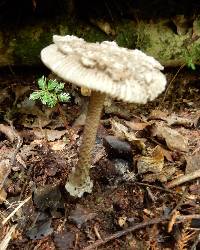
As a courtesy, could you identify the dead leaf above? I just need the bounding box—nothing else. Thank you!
[68,205,97,228]
[0,124,16,142]
[143,165,176,183]
[185,150,200,174]
[33,128,66,141]
[26,218,53,240]
[49,141,67,151]
[54,230,75,250]
[110,119,146,151]
[148,110,168,120]
[0,159,11,189]
[151,125,188,152]
[12,85,30,103]
[166,114,194,127]
[0,188,7,204]
[159,147,174,162]
[125,120,149,131]
[17,142,39,161]
[137,146,164,174]
[124,131,146,151]
[110,119,128,139]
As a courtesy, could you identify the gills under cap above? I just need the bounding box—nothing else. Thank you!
[41,35,166,104]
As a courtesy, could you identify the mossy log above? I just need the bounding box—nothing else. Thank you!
[1,17,200,68]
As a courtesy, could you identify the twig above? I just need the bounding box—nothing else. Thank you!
[0,224,17,250]
[177,214,200,222]
[1,196,31,226]
[168,188,188,232]
[82,214,200,250]
[168,211,180,233]
[19,165,33,201]
[82,216,169,250]
[175,221,196,250]
[190,232,200,250]
[160,64,185,106]
[93,224,102,240]
[166,169,200,188]
[134,181,180,195]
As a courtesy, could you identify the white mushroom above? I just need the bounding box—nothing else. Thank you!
[41,35,167,197]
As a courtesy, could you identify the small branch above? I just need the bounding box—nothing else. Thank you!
[1,196,31,226]
[160,64,185,106]
[191,232,200,250]
[168,188,188,232]
[134,181,179,195]
[166,169,200,188]
[0,224,17,250]
[82,216,169,250]
[82,214,200,250]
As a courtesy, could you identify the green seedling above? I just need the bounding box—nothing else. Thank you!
[30,76,70,108]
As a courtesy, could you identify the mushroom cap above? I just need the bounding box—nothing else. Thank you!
[41,35,166,104]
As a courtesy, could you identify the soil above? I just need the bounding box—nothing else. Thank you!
[0,66,200,249]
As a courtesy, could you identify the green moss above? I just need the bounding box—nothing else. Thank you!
[1,16,200,67]
[13,23,55,65]
[69,20,109,42]
[115,20,137,48]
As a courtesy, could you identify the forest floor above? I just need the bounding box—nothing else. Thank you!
[0,66,200,249]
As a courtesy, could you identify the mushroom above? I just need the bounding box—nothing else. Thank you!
[41,35,167,197]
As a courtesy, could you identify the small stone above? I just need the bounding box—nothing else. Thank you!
[103,136,132,160]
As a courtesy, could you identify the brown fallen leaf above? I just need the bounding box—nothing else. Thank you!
[110,119,146,151]
[185,150,200,174]
[148,110,168,121]
[33,128,66,141]
[159,147,174,162]
[110,119,128,139]
[68,205,97,229]
[143,165,176,183]
[12,85,30,103]
[151,125,188,152]
[125,120,149,131]
[137,146,164,174]
[166,114,194,127]
[0,188,7,204]
[49,141,67,151]
[0,124,16,143]
[0,159,11,204]
[54,230,75,250]
[124,132,146,151]
[0,159,11,189]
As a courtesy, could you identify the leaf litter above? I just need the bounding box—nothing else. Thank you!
[0,68,200,249]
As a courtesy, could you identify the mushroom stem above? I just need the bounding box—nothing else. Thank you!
[65,90,106,197]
